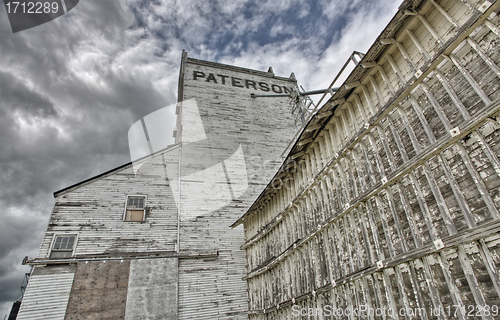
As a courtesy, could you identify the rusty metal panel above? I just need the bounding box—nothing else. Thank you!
[64,260,130,320]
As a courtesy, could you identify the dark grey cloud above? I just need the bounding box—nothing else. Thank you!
[0,0,400,316]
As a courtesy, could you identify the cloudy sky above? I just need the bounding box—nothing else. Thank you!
[0,0,401,316]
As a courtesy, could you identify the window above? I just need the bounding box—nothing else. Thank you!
[50,235,76,258]
[124,196,146,221]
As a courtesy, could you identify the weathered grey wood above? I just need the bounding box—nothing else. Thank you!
[240,2,500,316]
[484,19,500,38]
[366,132,387,178]
[406,29,431,61]
[437,153,477,228]
[387,53,406,85]
[377,65,396,95]
[397,104,422,153]
[360,83,377,115]
[422,162,458,235]
[382,269,401,320]
[365,200,386,261]
[387,116,409,161]
[418,257,447,320]
[395,41,419,73]
[472,130,500,178]
[466,37,500,78]
[394,265,412,320]
[409,94,437,143]
[395,181,423,247]
[376,125,397,171]
[420,82,453,130]
[358,140,378,186]
[456,245,493,320]
[406,261,430,320]
[369,74,386,105]
[477,239,500,300]
[409,171,441,241]
[385,187,409,252]
[436,251,466,320]
[430,0,459,28]
[447,54,492,105]
[455,141,500,219]
[417,14,444,43]
[434,69,471,120]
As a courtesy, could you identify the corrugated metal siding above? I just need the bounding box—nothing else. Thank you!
[16,273,75,320]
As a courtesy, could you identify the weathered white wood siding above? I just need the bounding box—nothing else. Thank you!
[240,0,500,318]
[177,58,301,319]
[37,146,180,258]
[17,266,75,320]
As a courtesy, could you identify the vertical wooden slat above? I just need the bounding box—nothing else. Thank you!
[385,187,409,252]
[376,125,397,171]
[409,171,441,241]
[429,0,459,28]
[484,19,500,38]
[360,84,377,116]
[447,54,492,105]
[472,131,500,179]
[358,140,378,186]
[395,181,423,247]
[366,132,388,178]
[466,37,500,78]
[365,200,386,261]
[382,269,401,320]
[422,162,458,235]
[455,142,500,219]
[417,14,444,43]
[456,245,494,320]
[418,257,447,320]
[375,194,397,257]
[395,41,419,73]
[406,29,431,61]
[409,94,437,143]
[433,69,471,120]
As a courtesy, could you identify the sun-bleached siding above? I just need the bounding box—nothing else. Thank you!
[37,146,180,259]
[177,57,301,320]
[238,0,500,318]
[17,266,75,320]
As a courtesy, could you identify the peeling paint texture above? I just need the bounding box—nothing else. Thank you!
[237,0,500,318]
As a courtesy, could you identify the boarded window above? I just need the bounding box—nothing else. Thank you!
[125,196,146,221]
[50,235,76,258]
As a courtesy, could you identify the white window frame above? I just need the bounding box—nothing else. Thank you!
[123,195,147,222]
[48,233,78,259]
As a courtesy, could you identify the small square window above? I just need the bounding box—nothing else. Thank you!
[50,235,76,258]
[124,196,146,221]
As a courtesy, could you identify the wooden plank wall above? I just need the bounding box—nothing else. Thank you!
[177,59,301,319]
[16,265,76,320]
[37,147,180,258]
[243,0,500,318]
